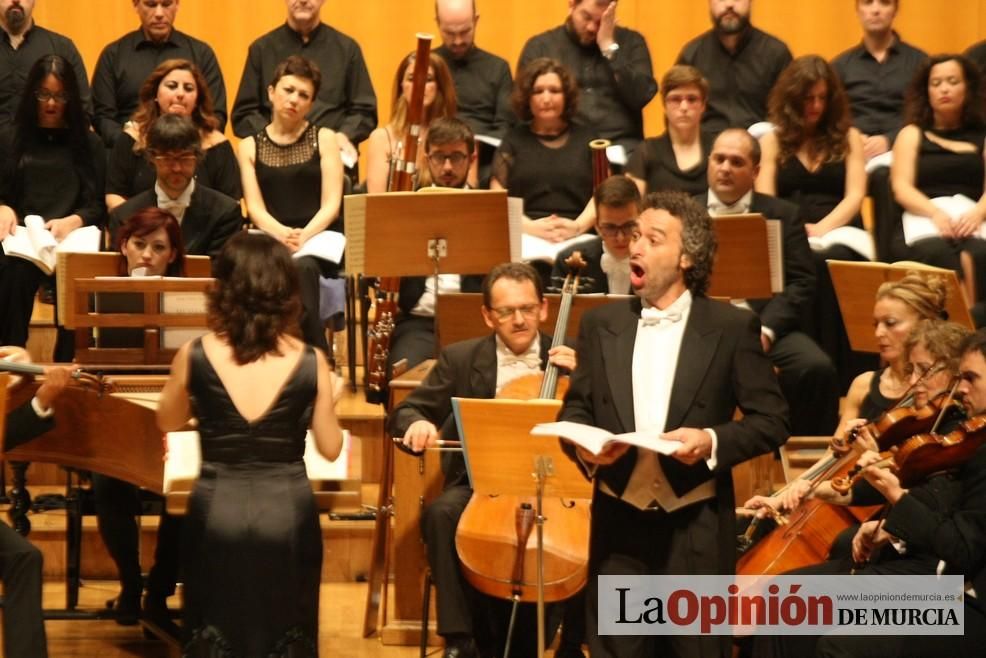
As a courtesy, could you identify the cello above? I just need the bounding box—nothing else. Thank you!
[453,253,591,656]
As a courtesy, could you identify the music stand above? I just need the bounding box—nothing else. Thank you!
[828,260,974,353]
[708,214,780,299]
[453,397,593,658]
[349,190,513,639]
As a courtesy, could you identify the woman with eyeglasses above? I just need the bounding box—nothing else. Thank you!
[0,54,105,348]
[105,58,240,211]
[626,65,714,198]
[237,55,344,355]
[744,273,954,515]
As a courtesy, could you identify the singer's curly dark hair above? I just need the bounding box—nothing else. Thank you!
[206,232,301,364]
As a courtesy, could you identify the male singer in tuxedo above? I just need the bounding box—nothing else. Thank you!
[1,359,75,658]
[559,190,789,658]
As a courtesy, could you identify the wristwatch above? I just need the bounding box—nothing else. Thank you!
[602,42,620,60]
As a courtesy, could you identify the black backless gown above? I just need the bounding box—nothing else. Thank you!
[182,339,322,657]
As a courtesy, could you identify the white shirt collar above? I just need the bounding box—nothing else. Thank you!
[155,179,195,223]
[707,188,753,216]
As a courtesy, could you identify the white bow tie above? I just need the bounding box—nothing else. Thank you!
[641,307,682,326]
[501,352,541,368]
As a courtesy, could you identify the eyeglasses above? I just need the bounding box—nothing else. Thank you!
[35,90,69,104]
[665,93,704,106]
[150,152,198,167]
[904,360,947,380]
[427,152,469,167]
[597,221,638,238]
[489,304,540,321]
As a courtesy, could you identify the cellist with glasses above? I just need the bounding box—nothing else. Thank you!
[389,262,578,658]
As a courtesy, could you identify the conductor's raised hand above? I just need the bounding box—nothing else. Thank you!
[663,427,713,465]
[402,419,439,454]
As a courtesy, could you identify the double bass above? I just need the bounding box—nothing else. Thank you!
[453,253,591,655]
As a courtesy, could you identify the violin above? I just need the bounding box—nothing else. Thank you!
[454,253,591,606]
[831,414,986,495]
[846,388,963,453]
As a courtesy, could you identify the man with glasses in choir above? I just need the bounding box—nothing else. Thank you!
[109,113,241,261]
[552,175,640,294]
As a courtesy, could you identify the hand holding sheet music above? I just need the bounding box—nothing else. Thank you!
[531,420,681,456]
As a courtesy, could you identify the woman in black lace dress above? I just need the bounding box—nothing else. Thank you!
[158,231,343,656]
[238,56,344,354]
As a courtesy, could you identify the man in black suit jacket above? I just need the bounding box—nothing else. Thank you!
[389,262,576,658]
[1,359,75,658]
[108,114,241,263]
[560,191,789,658]
[552,175,640,295]
[697,128,839,437]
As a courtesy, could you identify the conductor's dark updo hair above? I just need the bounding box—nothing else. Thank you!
[206,232,301,364]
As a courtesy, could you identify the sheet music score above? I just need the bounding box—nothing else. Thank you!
[163,429,352,493]
[765,219,784,294]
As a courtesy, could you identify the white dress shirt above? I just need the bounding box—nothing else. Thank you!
[411,275,462,317]
[600,244,631,294]
[606,290,718,511]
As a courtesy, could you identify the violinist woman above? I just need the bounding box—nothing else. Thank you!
[745,272,950,514]
[365,51,463,192]
[747,318,970,514]
[106,59,239,211]
[158,232,344,655]
[753,325,986,658]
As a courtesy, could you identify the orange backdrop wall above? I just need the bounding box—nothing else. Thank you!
[32,0,986,141]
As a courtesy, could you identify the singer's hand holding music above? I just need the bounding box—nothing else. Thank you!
[664,427,712,465]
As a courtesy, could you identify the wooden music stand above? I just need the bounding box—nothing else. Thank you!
[708,214,778,299]
[828,260,974,353]
[344,190,512,279]
[350,191,513,640]
[58,252,212,365]
[453,397,592,658]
